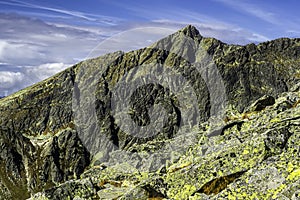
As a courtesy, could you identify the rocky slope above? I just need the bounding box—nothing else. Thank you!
[0,25,300,199]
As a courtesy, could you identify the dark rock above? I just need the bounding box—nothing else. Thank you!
[247,95,276,112]
[196,171,245,195]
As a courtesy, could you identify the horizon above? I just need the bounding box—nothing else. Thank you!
[0,0,300,96]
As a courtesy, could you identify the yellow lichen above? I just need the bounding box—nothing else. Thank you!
[243,149,250,155]
[287,169,300,181]
[270,117,281,123]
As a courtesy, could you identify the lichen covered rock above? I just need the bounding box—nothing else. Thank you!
[0,25,299,199]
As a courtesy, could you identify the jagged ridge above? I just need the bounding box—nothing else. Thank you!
[0,25,300,199]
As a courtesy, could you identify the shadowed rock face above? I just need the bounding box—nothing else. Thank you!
[0,25,300,199]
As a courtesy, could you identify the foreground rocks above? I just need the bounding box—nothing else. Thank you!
[0,25,299,199]
[29,90,300,199]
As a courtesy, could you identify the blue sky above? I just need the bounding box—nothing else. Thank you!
[0,0,299,96]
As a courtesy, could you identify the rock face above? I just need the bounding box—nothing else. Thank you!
[0,25,300,199]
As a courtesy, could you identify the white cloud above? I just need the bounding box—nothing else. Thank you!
[0,71,24,89]
[0,63,70,96]
[0,40,44,65]
[24,62,70,81]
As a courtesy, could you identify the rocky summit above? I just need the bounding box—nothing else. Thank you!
[0,25,300,199]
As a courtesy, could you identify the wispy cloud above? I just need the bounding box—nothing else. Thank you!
[214,0,278,25]
[0,13,108,64]
[113,2,234,30]
[109,1,271,44]
[214,0,300,37]
[0,0,122,25]
[0,0,92,20]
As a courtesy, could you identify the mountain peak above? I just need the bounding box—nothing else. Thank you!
[179,25,202,39]
[1,25,300,199]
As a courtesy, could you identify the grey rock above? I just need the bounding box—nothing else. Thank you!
[0,25,299,199]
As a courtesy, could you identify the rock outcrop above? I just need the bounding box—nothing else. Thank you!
[0,25,300,199]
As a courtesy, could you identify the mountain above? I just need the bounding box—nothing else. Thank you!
[0,25,300,199]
